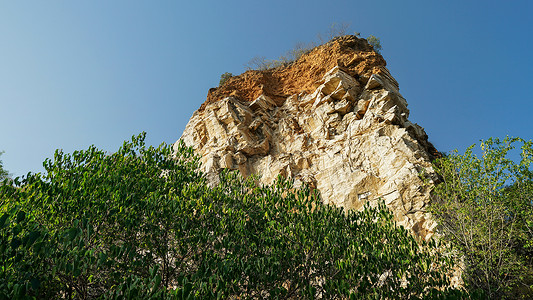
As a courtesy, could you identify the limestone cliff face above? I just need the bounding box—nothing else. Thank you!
[176,36,440,240]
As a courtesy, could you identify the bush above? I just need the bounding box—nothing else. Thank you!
[219,72,233,86]
[430,137,533,299]
[367,35,382,54]
[1,133,464,299]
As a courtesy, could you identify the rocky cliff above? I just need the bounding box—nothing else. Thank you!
[176,35,440,240]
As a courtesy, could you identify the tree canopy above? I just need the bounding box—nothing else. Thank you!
[430,136,533,299]
[1,133,463,299]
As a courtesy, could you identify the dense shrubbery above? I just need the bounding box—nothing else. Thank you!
[1,133,463,299]
[430,137,533,299]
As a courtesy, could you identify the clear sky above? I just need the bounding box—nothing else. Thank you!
[1,1,532,177]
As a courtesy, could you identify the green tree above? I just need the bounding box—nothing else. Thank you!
[430,137,533,299]
[1,133,464,299]
[0,151,9,182]
[367,35,382,54]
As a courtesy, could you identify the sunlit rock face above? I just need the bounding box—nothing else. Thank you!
[176,35,440,240]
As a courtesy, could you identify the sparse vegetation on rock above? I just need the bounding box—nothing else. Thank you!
[244,22,359,71]
[367,35,382,54]
[244,41,315,71]
[219,72,233,86]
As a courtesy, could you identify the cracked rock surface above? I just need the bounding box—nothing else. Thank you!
[176,36,440,240]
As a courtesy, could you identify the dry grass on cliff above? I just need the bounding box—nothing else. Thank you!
[203,35,386,110]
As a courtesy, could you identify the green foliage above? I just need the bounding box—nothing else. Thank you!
[0,151,9,182]
[1,133,463,299]
[367,35,382,54]
[219,72,233,86]
[430,136,533,299]
[1,133,201,299]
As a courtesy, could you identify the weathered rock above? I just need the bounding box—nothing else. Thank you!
[176,35,440,240]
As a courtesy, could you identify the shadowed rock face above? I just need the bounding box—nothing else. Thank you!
[177,35,440,240]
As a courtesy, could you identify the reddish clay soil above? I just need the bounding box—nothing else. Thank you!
[201,35,387,110]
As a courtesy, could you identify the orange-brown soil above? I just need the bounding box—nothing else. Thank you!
[201,35,387,110]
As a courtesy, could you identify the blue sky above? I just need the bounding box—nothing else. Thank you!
[1,1,532,177]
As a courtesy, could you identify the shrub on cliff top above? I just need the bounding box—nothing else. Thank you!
[1,133,464,299]
[367,35,382,54]
[219,72,233,86]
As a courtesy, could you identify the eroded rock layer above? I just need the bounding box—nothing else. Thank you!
[177,36,440,240]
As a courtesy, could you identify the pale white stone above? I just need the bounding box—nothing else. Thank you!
[250,94,276,111]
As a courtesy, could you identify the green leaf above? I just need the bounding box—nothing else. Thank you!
[15,211,25,223]
[24,230,41,248]
[0,213,8,228]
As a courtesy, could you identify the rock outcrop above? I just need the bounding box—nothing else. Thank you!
[176,35,440,240]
